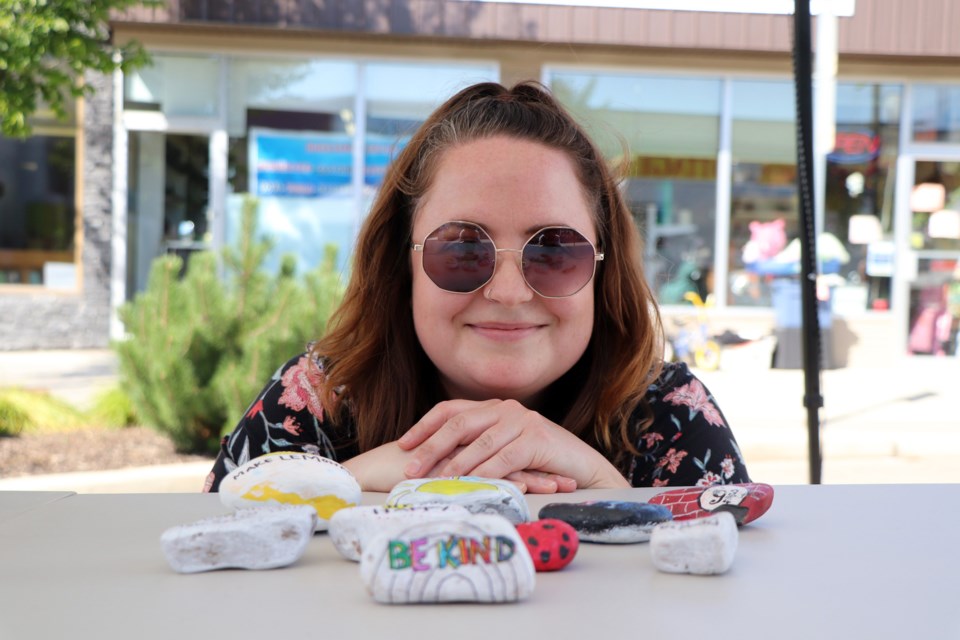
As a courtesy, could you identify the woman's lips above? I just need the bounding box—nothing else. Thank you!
[467,322,544,341]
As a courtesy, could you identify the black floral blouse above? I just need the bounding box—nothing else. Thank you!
[203,353,751,492]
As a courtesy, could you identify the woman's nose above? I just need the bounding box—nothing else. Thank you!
[482,249,534,305]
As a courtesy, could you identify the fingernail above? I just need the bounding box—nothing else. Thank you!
[404,461,421,477]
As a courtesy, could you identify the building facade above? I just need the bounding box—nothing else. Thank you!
[3,0,959,365]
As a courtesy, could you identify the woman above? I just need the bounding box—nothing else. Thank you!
[204,81,750,494]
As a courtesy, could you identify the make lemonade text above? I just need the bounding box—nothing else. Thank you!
[388,535,517,571]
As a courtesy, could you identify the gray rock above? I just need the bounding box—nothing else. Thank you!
[160,505,316,573]
[329,504,470,562]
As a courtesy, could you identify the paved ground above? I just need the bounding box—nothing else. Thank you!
[0,346,957,492]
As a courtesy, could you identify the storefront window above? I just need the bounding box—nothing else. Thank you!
[826,82,900,314]
[549,71,721,305]
[0,128,77,288]
[125,54,219,117]
[728,79,797,308]
[912,84,960,143]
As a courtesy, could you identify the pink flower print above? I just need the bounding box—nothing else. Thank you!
[641,431,664,450]
[202,471,215,493]
[652,478,670,488]
[696,471,722,487]
[720,455,735,479]
[663,379,726,427]
[282,416,302,436]
[278,356,326,420]
[245,398,264,419]
[657,448,688,474]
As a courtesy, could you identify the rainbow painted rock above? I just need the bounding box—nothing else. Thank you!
[385,476,530,524]
[516,519,579,571]
[360,513,536,604]
[538,500,672,543]
[219,452,361,531]
[329,504,470,562]
[648,482,774,525]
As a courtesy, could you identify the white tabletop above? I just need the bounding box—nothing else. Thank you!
[0,485,956,640]
[0,490,74,523]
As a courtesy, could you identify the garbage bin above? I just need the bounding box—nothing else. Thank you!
[771,277,835,369]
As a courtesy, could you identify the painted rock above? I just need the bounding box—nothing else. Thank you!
[160,505,316,573]
[219,452,361,531]
[360,513,535,604]
[385,476,530,525]
[328,504,470,562]
[538,500,672,543]
[648,482,774,525]
[650,511,738,575]
[516,519,579,571]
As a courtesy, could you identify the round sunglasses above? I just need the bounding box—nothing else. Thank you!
[411,221,604,298]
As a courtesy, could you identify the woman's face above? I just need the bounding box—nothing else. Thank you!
[411,135,598,407]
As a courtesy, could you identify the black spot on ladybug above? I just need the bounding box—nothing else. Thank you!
[559,546,570,559]
[543,523,555,530]
[540,551,551,563]
[527,536,539,546]
[562,532,570,542]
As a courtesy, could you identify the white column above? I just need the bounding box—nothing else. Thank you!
[110,63,129,341]
[713,77,733,308]
[209,57,229,256]
[813,11,838,245]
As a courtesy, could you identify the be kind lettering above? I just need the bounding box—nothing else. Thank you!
[388,535,516,571]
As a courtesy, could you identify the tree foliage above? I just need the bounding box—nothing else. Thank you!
[0,0,161,137]
[114,197,345,454]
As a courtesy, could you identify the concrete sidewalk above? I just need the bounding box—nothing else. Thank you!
[0,347,957,491]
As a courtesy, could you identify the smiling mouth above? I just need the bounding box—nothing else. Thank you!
[467,323,545,340]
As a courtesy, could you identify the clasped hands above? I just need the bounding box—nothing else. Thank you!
[344,399,629,493]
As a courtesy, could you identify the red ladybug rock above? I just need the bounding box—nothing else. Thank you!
[516,519,579,572]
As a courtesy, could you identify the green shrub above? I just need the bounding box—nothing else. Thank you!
[0,398,30,437]
[115,196,344,454]
[88,387,139,429]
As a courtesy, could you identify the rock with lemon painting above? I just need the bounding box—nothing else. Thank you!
[385,476,530,525]
[219,452,361,531]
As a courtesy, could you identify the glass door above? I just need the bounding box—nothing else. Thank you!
[126,132,210,298]
[905,160,960,356]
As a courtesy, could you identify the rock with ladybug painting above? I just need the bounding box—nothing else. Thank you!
[516,519,579,571]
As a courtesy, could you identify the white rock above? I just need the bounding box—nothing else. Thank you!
[385,476,530,524]
[328,504,471,562]
[219,452,361,531]
[649,511,738,575]
[161,505,316,573]
[360,513,535,604]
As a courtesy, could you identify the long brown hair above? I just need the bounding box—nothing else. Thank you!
[313,81,662,473]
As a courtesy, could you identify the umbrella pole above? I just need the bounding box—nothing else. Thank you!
[792,0,824,484]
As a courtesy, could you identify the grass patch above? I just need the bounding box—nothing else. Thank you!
[87,387,139,428]
[0,388,126,435]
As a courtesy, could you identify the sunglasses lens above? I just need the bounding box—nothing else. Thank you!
[522,228,598,297]
[420,222,496,293]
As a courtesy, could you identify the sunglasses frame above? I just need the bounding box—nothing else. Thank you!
[411,220,604,298]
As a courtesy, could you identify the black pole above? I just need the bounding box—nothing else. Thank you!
[792,0,824,484]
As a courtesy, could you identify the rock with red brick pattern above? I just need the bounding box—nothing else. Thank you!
[516,519,579,571]
[648,483,774,525]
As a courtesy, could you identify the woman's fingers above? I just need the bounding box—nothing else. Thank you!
[402,402,510,478]
[397,399,499,451]
[505,470,577,494]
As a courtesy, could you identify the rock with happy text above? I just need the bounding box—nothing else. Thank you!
[359,513,536,604]
[516,519,579,571]
[648,482,774,525]
[385,476,531,525]
[161,505,316,573]
[650,511,739,575]
[538,500,673,543]
[218,452,361,531]
[329,504,471,562]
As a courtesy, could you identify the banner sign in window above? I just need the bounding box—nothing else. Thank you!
[250,129,409,197]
